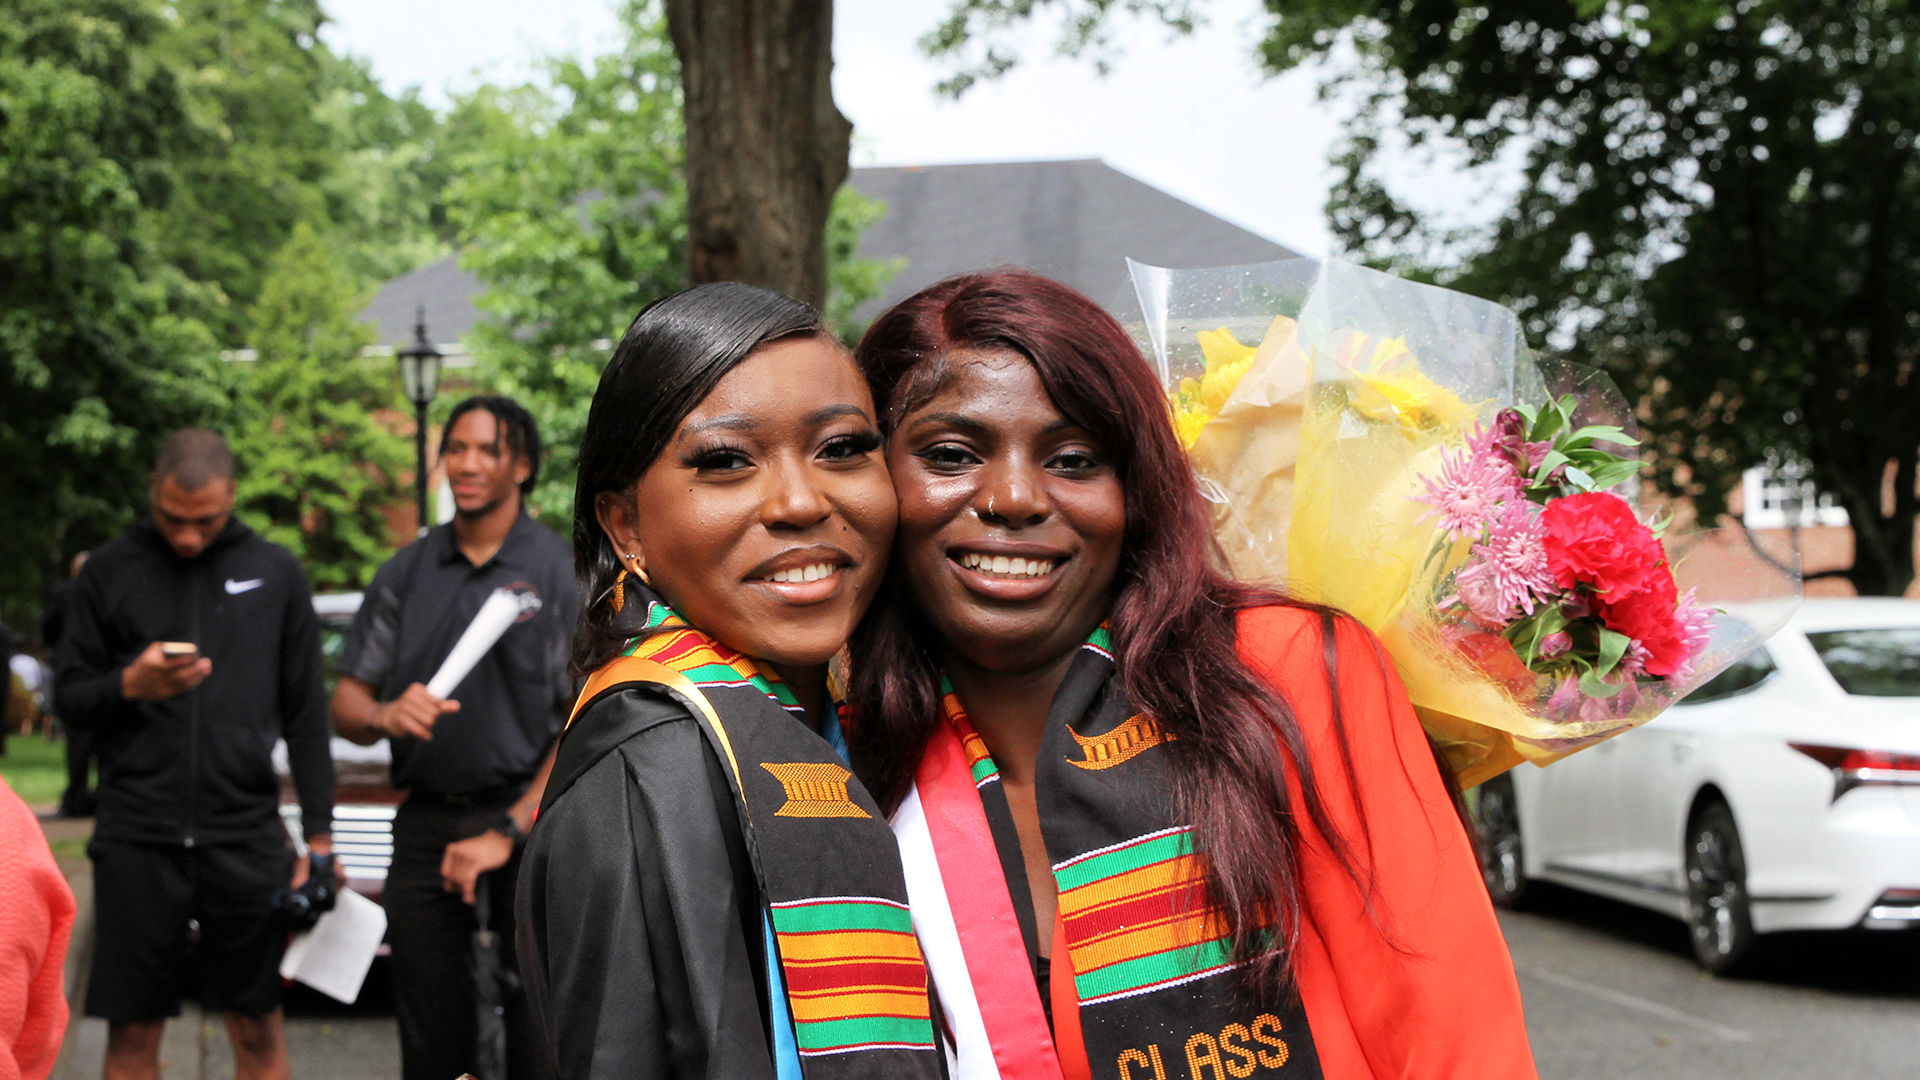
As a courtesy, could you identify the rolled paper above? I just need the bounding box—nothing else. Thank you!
[425,588,540,699]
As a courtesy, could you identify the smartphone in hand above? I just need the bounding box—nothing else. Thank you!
[159,641,200,660]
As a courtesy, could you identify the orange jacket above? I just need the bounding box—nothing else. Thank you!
[1238,606,1537,1079]
[0,779,74,1080]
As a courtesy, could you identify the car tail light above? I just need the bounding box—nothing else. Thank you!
[1790,743,1920,801]
[1880,888,1920,904]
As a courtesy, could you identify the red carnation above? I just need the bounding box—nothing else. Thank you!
[1597,573,1689,676]
[1540,492,1666,599]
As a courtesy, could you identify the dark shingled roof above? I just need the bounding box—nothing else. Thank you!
[846,159,1296,320]
[360,256,486,351]
[360,159,1296,347]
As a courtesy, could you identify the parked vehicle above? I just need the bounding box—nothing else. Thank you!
[275,591,400,906]
[1475,597,1920,974]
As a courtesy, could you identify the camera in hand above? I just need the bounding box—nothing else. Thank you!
[272,852,340,932]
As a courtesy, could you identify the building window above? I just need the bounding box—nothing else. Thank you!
[1742,464,1849,529]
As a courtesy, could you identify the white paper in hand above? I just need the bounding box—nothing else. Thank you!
[279,887,388,1004]
[425,588,540,699]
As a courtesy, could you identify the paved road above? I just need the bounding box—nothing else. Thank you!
[61,978,400,1080]
[1504,883,1920,1079]
[55,884,1919,1078]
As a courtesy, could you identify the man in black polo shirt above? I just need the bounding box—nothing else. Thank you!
[331,397,577,1080]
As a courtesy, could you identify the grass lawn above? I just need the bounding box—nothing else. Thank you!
[1,733,73,809]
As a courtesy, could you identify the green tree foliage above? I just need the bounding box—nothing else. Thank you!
[316,58,462,285]
[922,0,1199,96]
[928,0,1920,595]
[447,0,899,526]
[230,222,407,591]
[150,0,339,341]
[444,1,688,527]
[153,0,454,340]
[826,185,908,341]
[0,0,228,630]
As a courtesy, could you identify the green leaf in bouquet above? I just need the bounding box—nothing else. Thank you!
[1562,424,1638,450]
[1584,459,1646,490]
[1563,464,1596,490]
[1510,619,1542,664]
[1595,627,1632,678]
[1535,605,1570,638]
[1528,398,1572,443]
[1579,668,1627,698]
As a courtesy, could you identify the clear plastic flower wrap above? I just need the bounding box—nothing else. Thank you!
[1130,257,1801,788]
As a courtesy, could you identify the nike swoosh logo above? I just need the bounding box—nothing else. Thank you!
[224,578,265,595]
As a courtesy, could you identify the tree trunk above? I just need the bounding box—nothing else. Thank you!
[665,0,851,308]
[1834,452,1918,598]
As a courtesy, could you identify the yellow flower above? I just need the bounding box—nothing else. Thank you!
[1173,406,1211,448]
[1195,328,1256,414]
[1166,327,1259,447]
[1337,332,1475,436]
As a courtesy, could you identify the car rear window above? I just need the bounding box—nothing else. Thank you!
[1805,628,1920,697]
[1685,647,1776,704]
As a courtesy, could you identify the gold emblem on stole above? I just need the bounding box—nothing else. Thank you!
[1068,713,1174,771]
[760,762,871,818]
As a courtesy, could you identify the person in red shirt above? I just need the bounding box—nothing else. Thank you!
[847,270,1538,1079]
[1,777,75,1080]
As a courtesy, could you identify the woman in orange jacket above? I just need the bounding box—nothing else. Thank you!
[846,270,1537,1080]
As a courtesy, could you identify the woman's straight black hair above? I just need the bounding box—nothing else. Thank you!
[571,281,829,675]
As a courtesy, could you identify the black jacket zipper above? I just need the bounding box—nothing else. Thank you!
[185,556,203,848]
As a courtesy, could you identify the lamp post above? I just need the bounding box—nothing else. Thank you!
[396,308,443,537]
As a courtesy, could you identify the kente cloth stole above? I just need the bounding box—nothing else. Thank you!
[900,627,1323,1080]
[617,603,942,1078]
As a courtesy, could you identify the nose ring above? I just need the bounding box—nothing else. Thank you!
[987,495,996,516]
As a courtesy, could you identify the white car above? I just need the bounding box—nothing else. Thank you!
[1475,597,1920,974]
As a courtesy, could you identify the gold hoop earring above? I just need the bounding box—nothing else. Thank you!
[628,556,652,587]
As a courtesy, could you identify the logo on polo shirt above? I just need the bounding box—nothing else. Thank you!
[501,581,543,623]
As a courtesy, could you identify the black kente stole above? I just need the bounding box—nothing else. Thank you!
[899,626,1323,1080]
[575,601,942,1080]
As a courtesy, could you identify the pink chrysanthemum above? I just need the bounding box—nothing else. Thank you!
[1417,444,1522,542]
[1616,640,1654,679]
[1453,502,1555,625]
[1667,588,1716,681]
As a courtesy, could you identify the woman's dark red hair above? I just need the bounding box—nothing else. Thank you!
[848,269,1373,993]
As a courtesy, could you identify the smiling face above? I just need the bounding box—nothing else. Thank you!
[442,408,529,519]
[598,335,896,672]
[888,349,1126,676]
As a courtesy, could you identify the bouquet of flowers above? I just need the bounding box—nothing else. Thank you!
[1132,257,1799,787]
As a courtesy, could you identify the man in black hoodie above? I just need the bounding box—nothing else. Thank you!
[55,429,334,1080]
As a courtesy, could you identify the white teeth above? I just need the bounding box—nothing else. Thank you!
[959,553,1055,577]
[770,563,835,584]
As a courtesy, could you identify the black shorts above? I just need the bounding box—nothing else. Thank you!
[86,835,293,1021]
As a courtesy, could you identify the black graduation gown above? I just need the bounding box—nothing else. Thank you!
[515,687,779,1080]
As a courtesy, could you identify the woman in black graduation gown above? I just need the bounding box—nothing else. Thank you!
[515,283,944,1080]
